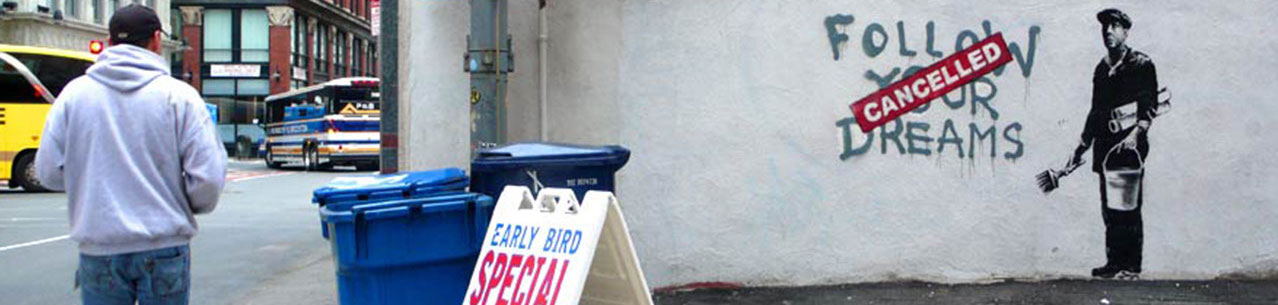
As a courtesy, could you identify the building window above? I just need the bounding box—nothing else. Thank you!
[351,39,360,76]
[105,0,117,21]
[237,79,269,95]
[369,44,376,76]
[202,79,269,96]
[62,0,78,19]
[240,9,269,62]
[315,24,326,79]
[292,15,307,70]
[90,0,100,23]
[204,8,272,63]
[204,9,233,62]
[169,8,182,40]
[334,31,345,76]
[203,79,235,95]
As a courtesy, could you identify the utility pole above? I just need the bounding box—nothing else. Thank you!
[466,0,512,155]
[378,0,399,173]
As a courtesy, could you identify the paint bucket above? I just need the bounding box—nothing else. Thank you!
[1102,145,1143,211]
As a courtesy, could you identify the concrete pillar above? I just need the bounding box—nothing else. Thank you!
[179,6,202,92]
[267,6,293,94]
[400,1,469,171]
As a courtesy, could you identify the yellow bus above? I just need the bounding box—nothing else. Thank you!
[0,44,97,192]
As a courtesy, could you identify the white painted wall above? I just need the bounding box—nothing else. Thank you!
[400,0,469,170]
[405,0,1278,287]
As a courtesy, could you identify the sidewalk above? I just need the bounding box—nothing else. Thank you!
[230,245,337,305]
[230,255,1278,305]
[653,280,1278,305]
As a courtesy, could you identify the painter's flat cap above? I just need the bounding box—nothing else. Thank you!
[1096,8,1131,29]
[109,4,166,44]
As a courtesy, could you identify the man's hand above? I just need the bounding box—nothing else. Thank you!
[1068,137,1091,170]
[1119,124,1146,150]
[1067,153,1084,171]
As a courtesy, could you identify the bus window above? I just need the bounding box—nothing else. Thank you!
[9,53,94,97]
[0,57,39,103]
[331,86,379,115]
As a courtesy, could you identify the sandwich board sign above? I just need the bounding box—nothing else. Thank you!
[463,186,653,305]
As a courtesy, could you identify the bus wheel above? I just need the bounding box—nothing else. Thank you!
[305,146,320,171]
[264,150,282,169]
[13,153,49,192]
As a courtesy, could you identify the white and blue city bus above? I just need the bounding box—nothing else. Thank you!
[262,77,380,171]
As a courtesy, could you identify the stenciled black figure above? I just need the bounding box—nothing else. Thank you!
[1062,8,1162,280]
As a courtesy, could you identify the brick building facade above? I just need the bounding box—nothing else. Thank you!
[170,0,376,126]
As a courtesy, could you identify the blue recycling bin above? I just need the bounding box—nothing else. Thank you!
[313,168,469,238]
[320,193,494,305]
[470,142,630,201]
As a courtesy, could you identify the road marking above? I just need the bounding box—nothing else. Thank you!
[227,171,295,183]
[0,234,69,253]
[5,217,60,222]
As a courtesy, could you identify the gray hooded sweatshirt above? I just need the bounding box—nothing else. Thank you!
[35,44,226,256]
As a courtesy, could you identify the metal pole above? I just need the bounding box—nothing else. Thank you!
[467,0,511,156]
[378,0,399,174]
[538,0,547,141]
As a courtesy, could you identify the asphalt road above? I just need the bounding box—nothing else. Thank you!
[0,159,362,304]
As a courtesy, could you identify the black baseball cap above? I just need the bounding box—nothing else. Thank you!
[109,4,167,45]
[1096,8,1132,29]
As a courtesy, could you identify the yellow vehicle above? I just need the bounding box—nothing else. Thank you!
[0,44,97,192]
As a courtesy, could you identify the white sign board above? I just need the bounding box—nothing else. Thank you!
[463,187,652,305]
[371,0,381,37]
[209,64,261,78]
[292,66,307,81]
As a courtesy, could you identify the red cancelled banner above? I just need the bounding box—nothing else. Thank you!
[849,33,1013,133]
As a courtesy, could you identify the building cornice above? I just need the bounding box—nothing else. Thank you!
[1,12,109,35]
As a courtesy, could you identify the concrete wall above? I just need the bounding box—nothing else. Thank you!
[0,15,107,51]
[399,0,469,170]
[405,0,1278,287]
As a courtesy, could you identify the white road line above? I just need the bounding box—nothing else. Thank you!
[0,235,69,253]
[228,172,296,183]
[5,217,61,222]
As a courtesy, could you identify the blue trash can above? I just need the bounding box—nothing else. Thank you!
[320,193,494,305]
[470,142,630,202]
[312,168,469,239]
[313,168,469,207]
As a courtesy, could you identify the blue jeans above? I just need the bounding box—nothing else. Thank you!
[77,245,190,305]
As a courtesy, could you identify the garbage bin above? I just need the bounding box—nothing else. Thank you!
[312,168,469,238]
[470,142,630,202]
[320,193,494,305]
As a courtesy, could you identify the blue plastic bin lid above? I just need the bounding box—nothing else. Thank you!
[472,142,630,171]
[312,168,468,205]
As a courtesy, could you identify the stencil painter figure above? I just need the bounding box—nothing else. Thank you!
[1058,8,1161,280]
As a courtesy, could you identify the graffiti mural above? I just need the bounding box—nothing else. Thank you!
[1035,8,1169,280]
[827,16,1041,162]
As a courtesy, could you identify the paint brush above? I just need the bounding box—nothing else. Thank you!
[1037,158,1084,194]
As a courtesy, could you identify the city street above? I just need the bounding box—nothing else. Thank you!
[0,159,350,305]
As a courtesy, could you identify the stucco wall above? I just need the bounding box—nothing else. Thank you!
[400,0,469,170]
[405,0,1278,287]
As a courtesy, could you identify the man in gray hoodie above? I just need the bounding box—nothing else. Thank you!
[34,4,226,305]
